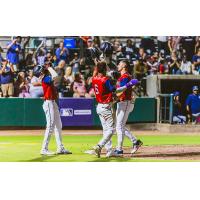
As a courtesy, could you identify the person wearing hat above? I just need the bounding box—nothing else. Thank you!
[87,38,94,48]
[186,86,200,124]
[172,91,186,124]
[192,48,200,75]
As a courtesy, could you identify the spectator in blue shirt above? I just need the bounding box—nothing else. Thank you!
[6,36,22,72]
[192,48,200,75]
[55,41,69,65]
[186,86,200,124]
[0,58,15,97]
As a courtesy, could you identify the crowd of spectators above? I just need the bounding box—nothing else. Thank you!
[0,36,200,98]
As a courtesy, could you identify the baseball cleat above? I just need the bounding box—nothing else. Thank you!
[93,145,102,158]
[40,149,55,156]
[106,150,122,158]
[114,149,124,156]
[106,150,114,158]
[56,148,72,155]
[131,139,143,154]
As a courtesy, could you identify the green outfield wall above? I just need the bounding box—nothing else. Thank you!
[93,97,157,126]
[0,97,156,127]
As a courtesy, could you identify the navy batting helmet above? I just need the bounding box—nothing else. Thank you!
[33,65,48,77]
[86,47,101,60]
[100,41,113,56]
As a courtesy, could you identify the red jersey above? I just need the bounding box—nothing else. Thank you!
[92,75,113,104]
[42,75,58,100]
[117,72,132,101]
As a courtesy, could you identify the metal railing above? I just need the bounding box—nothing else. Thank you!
[158,93,174,124]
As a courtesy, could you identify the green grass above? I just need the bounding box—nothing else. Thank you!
[0,135,200,162]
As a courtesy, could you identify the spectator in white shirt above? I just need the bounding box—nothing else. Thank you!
[180,55,192,74]
[147,53,159,75]
[27,70,43,98]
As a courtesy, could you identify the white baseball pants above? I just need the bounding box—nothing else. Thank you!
[173,115,186,124]
[96,103,114,152]
[41,100,64,151]
[116,100,137,151]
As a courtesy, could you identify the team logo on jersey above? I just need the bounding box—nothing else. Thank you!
[60,108,73,117]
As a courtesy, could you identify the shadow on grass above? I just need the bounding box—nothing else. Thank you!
[19,153,76,162]
[19,155,58,162]
[19,154,132,162]
[132,151,200,158]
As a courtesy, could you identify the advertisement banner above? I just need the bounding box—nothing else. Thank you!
[59,98,93,126]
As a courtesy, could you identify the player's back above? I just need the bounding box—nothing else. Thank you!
[92,75,113,104]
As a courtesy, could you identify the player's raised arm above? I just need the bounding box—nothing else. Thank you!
[47,66,58,79]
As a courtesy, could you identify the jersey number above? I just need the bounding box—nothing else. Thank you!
[94,84,99,94]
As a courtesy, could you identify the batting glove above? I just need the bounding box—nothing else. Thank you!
[126,79,139,88]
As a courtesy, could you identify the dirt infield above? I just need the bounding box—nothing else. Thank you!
[113,145,200,161]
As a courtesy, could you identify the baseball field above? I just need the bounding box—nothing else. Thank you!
[1,130,200,162]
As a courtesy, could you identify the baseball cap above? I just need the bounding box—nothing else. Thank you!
[87,38,93,43]
[173,91,180,96]
[28,50,34,54]
[1,58,7,62]
[192,86,199,91]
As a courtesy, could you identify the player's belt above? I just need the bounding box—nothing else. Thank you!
[44,99,56,102]
[98,102,113,105]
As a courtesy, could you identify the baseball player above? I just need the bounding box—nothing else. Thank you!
[40,61,72,155]
[115,60,143,156]
[87,61,138,158]
[186,86,200,124]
